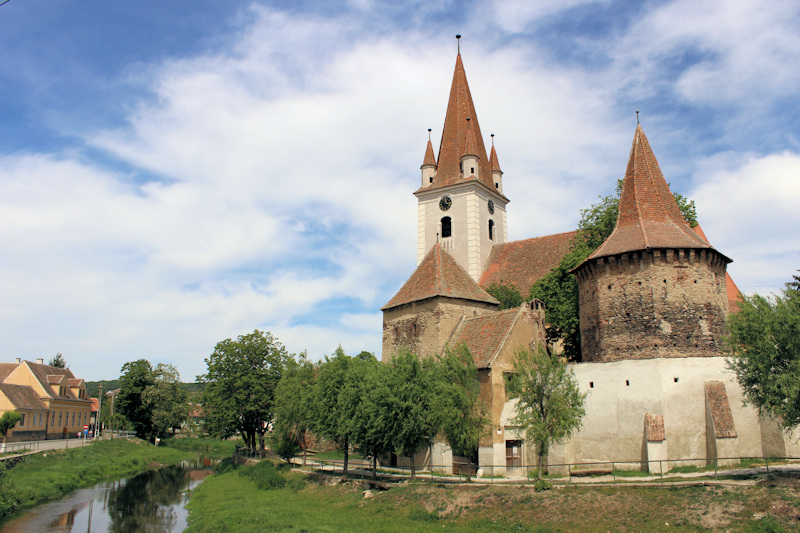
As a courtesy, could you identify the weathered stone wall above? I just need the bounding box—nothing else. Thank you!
[576,248,728,362]
[381,298,497,361]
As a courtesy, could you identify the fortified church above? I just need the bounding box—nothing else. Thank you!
[381,41,799,473]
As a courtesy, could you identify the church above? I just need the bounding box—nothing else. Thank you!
[381,41,799,474]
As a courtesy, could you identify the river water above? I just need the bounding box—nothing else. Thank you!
[1,458,215,533]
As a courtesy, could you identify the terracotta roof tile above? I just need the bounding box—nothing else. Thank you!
[421,53,497,193]
[489,144,502,174]
[693,224,742,312]
[422,139,436,168]
[587,125,722,261]
[0,363,17,382]
[91,398,100,412]
[480,231,577,295]
[449,307,520,368]
[382,243,499,310]
[0,383,49,411]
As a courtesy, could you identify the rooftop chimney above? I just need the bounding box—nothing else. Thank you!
[36,358,44,364]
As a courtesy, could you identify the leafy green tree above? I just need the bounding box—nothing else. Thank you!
[117,359,157,439]
[433,344,491,482]
[271,352,315,464]
[530,180,697,361]
[727,274,800,431]
[486,281,524,310]
[0,411,22,447]
[48,352,66,368]
[340,355,393,477]
[198,330,291,454]
[307,346,354,475]
[507,346,586,480]
[143,363,189,440]
[383,349,439,479]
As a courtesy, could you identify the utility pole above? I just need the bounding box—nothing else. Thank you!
[96,383,103,440]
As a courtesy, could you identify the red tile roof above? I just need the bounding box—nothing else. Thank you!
[91,397,100,412]
[693,224,742,312]
[448,307,520,368]
[382,243,499,310]
[420,53,499,194]
[587,125,722,261]
[422,139,436,168]
[489,144,502,174]
[0,363,16,382]
[0,383,49,411]
[480,231,577,295]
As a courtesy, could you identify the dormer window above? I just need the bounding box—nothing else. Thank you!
[470,167,475,174]
[429,177,433,183]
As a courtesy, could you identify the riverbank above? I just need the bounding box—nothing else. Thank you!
[0,438,192,522]
[186,464,800,531]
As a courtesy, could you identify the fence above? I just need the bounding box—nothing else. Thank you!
[288,455,800,485]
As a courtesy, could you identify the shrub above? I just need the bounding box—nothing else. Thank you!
[533,478,551,492]
[239,461,286,490]
[215,457,238,474]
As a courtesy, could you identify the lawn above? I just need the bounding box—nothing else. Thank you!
[186,463,800,532]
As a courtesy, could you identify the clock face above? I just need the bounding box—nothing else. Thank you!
[439,196,452,211]
[488,200,495,214]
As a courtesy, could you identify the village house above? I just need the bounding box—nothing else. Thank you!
[0,358,93,442]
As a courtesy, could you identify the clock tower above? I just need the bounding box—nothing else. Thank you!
[414,43,509,282]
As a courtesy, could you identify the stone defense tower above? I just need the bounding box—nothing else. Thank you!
[414,44,509,282]
[573,125,732,362]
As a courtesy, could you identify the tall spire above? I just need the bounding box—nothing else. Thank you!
[587,125,721,261]
[489,134,502,174]
[431,45,494,190]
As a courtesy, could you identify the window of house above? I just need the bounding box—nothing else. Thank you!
[441,216,452,238]
[489,219,495,241]
[72,412,75,426]
[51,411,55,425]
[19,414,25,427]
[58,411,62,426]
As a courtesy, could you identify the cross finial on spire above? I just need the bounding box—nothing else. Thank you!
[491,133,495,146]
[636,109,640,124]
[428,128,432,141]
[456,34,461,54]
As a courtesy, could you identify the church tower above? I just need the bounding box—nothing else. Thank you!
[573,125,732,362]
[415,38,509,282]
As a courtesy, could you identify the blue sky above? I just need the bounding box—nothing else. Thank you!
[2,0,799,381]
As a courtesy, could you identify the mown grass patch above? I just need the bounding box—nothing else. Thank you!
[186,469,800,532]
[0,438,191,522]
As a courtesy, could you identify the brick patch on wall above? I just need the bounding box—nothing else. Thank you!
[645,413,666,442]
[705,381,737,438]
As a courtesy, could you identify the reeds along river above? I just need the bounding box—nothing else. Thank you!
[1,458,215,533]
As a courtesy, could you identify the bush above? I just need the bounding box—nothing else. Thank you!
[533,478,551,492]
[215,457,238,474]
[239,461,286,490]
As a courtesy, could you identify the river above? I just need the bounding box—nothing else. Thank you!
[1,458,215,533]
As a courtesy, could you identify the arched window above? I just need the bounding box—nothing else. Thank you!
[441,216,452,238]
[488,219,495,241]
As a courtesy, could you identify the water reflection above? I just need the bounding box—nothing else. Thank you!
[1,459,214,533]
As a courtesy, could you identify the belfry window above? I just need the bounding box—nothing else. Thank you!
[441,216,452,238]
[488,219,495,241]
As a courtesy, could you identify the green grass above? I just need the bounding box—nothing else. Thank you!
[161,437,238,458]
[612,468,653,477]
[0,438,192,522]
[186,467,800,532]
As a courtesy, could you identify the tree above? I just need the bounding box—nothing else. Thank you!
[198,330,291,454]
[48,352,66,368]
[486,281,524,310]
[727,274,800,431]
[433,344,491,481]
[143,363,189,440]
[307,346,354,475]
[530,180,697,361]
[117,359,156,440]
[271,352,315,463]
[507,346,586,479]
[383,349,439,479]
[340,355,394,478]
[0,411,22,449]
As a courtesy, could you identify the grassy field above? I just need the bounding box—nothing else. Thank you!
[186,464,800,532]
[0,438,192,522]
